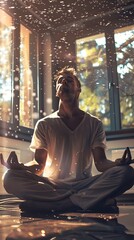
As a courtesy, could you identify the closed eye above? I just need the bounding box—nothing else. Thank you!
[57,77,64,83]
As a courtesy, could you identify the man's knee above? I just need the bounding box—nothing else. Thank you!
[118,165,134,179]
[104,165,134,183]
[110,165,134,187]
[2,169,18,194]
[123,165,134,183]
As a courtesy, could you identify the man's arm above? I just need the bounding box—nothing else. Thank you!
[24,148,47,175]
[0,149,47,176]
[92,146,134,172]
[92,147,116,172]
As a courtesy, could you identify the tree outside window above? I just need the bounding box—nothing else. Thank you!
[76,34,110,130]
[0,9,13,123]
[115,25,134,129]
[76,26,134,132]
[20,24,39,128]
[0,10,39,137]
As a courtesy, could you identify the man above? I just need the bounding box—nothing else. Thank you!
[1,67,134,213]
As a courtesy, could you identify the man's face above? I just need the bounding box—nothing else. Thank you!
[56,73,79,100]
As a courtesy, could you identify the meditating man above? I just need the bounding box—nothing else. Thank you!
[1,67,134,213]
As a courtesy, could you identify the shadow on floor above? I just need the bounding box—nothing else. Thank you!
[0,195,134,240]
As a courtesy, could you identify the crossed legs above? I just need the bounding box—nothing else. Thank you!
[3,165,134,212]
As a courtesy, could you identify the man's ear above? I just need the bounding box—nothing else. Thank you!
[77,87,81,92]
[56,90,59,97]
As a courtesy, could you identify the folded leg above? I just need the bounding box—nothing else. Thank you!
[3,170,74,201]
[70,166,134,210]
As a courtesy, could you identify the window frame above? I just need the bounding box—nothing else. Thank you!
[0,9,41,141]
[106,25,134,140]
[75,24,134,140]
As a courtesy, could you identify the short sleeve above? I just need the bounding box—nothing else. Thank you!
[29,120,48,152]
[92,121,106,149]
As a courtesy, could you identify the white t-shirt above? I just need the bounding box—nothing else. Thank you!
[30,111,106,181]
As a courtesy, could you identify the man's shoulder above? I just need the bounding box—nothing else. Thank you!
[37,111,58,123]
[45,111,58,119]
[85,112,102,123]
[84,112,104,133]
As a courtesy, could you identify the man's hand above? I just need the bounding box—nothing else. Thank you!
[115,147,134,166]
[0,151,44,175]
[0,151,24,170]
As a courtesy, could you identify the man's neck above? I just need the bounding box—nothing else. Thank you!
[58,101,80,118]
[58,102,85,130]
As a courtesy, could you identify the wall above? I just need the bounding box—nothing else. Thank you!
[0,137,33,194]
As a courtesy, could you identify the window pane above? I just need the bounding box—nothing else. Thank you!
[76,34,110,130]
[20,24,39,128]
[115,26,134,129]
[0,10,13,123]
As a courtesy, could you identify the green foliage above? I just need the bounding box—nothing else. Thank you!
[77,29,134,130]
[79,86,99,115]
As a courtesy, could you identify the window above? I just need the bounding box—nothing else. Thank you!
[0,9,13,123]
[20,24,39,128]
[115,25,134,129]
[76,33,110,130]
[0,10,39,140]
[76,25,134,133]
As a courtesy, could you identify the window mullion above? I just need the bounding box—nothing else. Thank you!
[105,30,121,131]
[12,17,20,129]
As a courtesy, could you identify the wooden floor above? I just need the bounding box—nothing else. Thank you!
[0,195,134,240]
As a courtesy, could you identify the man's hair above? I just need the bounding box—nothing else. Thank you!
[55,67,81,91]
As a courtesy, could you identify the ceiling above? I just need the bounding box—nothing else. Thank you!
[16,0,134,30]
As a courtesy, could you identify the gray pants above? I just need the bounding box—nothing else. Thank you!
[3,166,134,210]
